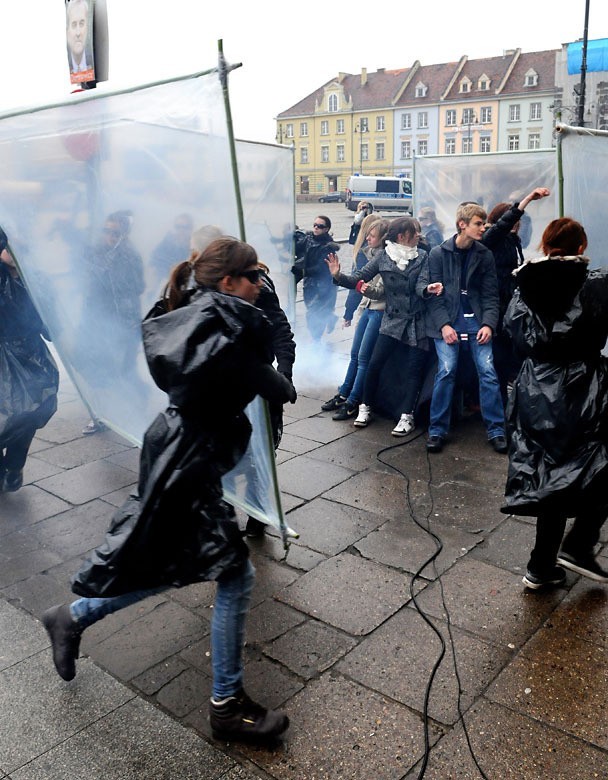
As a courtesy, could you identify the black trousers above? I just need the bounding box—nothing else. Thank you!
[0,424,37,472]
[363,334,427,416]
[528,509,607,575]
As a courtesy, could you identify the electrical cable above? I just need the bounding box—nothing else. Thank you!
[373,430,491,779]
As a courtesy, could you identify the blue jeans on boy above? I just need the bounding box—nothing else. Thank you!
[338,309,382,404]
[429,337,505,440]
[70,559,255,700]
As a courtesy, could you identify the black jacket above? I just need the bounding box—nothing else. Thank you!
[421,236,500,339]
[482,204,525,323]
[292,231,339,285]
[257,270,295,379]
[502,261,608,517]
[72,290,294,597]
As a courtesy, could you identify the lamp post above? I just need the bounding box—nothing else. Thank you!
[461,110,477,152]
[354,121,368,174]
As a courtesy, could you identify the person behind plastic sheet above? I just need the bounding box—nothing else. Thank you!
[66,0,94,82]
[348,201,374,245]
[342,213,382,328]
[42,237,296,744]
[321,219,389,422]
[292,215,340,342]
[417,206,444,250]
[501,218,608,590]
[420,202,507,454]
[482,187,550,405]
[81,211,145,435]
[0,229,59,493]
[326,217,443,437]
[150,213,193,290]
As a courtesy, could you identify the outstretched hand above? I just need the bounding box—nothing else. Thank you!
[520,187,550,210]
[325,253,340,277]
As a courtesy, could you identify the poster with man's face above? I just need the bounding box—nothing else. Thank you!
[66,0,95,85]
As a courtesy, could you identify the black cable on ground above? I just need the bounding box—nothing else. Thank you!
[374,431,490,780]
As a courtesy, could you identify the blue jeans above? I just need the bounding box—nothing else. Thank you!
[338,309,382,405]
[70,559,255,700]
[429,337,505,439]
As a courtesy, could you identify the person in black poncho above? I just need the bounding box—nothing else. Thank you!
[42,237,296,744]
[0,228,58,492]
[502,218,608,590]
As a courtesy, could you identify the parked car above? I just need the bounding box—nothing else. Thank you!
[318,192,345,203]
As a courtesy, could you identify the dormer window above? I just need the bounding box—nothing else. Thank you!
[328,93,338,112]
[524,69,538,87]
[459,77,472,93]
[478,74,490,91]
[415,82,428,98]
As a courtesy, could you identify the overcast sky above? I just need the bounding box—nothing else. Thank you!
[1,1,607,143]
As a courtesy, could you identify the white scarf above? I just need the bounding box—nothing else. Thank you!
[385,240,418,270]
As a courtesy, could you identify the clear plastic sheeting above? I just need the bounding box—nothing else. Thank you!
[559,126,608,269]
[413,150,556,257]
[0,72,294,535]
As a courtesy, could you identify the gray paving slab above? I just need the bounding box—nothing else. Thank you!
[304,433,391,472]
[337,605,513,726]
[131,655,190,696]
[544,577,608,648]
[353,516,481,579]
[265,619,357,680]
[404,697,608,780]
[0,487,70,534]
[33,461,137,505]
[322,468,416,520]
[282,416,353,445]
[277,551,412,635]
[286,496,386,556]
[234,674,441,780]
[1,571,74,619]
[246,599,307,645]
[277,432,322,455]
[487,622,608,749]
[276,455,355,501]
[413,557,570,648]
[19,455,65,486]
[7,696,235,780]
[470,515,538,574]
[0,652,134,773]
[33,436,132,470]
[0,601,48,672]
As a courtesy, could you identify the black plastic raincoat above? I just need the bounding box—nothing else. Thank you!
[0,263,58,448]
[72,288,295,597]
[502,258,608,517]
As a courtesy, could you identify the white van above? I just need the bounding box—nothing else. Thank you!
[346,175,413,213]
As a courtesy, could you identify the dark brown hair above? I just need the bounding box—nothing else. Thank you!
[387,216,418,243]
[164,237,258,311]
[541,218,588,257]
[486,202,510,225]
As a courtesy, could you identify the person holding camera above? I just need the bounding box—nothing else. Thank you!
[348,201,374,245]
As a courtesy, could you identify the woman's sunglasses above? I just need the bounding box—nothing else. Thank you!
[239,268,262,284]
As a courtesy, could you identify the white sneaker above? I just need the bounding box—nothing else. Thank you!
[354,403,371,428]
[391,413,415,437]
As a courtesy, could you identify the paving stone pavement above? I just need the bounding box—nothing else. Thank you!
[1,295,607,779]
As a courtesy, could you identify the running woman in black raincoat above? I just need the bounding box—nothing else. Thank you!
[502,218,608,589]
[42,237,296,744]
[0,228,58,492]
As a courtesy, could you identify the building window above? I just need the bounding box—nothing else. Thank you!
[376,116,385,131]
[320,120,329,135]
[361,143,369,161]
[529,102,542,120]
[418,140,428,156]
[328,94,338,112]
[480,136,491,153]
[415,82,427,98]
[446,109,456,126]
[480,106,492,124]
[401,113,411,130]
[360,117,369,132]
[337,144,345,162]
[300,176,309,195]
[509,104,521,122]
[286,123,294,138]
[445,137,456,155]
[300,122,308,137]
[300,147,308,164]
[401,141,411,159]
[479,80,488,91]
[321,145,329,162]
[462,136,473,154]
[462,107,475,125]
[376,142,385,161]
[524,70,538,87]
[508,134,520,151]
[418,112,428,129]
[460,79,471,93]
[336,119,345,134]
[528,133,541,150]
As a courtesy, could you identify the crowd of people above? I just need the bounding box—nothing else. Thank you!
[1,185,606,752]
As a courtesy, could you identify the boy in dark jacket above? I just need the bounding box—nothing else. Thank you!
[421,203,506,454]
